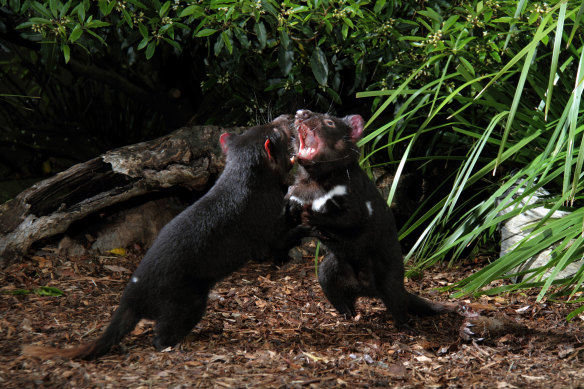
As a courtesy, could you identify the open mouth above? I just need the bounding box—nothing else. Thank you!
[296,121,320,160]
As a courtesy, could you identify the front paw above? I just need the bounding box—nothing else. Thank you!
[286,202,303,225]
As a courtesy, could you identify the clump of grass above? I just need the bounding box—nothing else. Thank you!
[357,0,584,314]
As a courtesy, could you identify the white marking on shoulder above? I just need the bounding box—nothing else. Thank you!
[312,185,347,212]
[365,201,373,216]
[289,195,305,205]
[131,276,139,283]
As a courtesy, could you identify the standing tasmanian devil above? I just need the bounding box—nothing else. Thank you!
[23,115,294,360]
[287,109,453,329]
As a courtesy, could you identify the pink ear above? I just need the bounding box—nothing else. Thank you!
[264,139,273,161]
[347,115,364,141]
[220,133,230,154]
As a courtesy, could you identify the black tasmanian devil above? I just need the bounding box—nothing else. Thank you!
[287,109,454,329]
[23,115,294,360]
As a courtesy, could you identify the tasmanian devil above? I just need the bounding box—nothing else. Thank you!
[23,115,294,360]
[287,109,453,329]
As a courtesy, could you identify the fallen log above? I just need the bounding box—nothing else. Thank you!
[0,125,238,266]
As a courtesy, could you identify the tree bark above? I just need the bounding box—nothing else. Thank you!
[0,125,238,266]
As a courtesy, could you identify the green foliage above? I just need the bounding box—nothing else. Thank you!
[0,0,429,182]
[357,0,584,308]
[4,286,65,296]
[1,0,423,119]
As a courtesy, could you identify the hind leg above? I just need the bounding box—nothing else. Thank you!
[318,253,360,317]
[373,264,410,329]
[378,285,409,329]
[153,294,208,351]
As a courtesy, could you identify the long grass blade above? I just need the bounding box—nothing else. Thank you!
[544,2,567,121]
[502,0,527,51]
[566,0,584,48]
[363,55,446,127]
[494,42,538,175]
[568,42,584,204]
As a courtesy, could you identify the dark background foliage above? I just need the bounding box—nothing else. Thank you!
[0,0,429,195]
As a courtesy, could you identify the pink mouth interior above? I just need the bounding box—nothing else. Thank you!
[296,122,319,160]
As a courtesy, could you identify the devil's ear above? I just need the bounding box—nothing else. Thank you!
[346,115,364,142]
[220,133,231,154]
[264,139,274,162]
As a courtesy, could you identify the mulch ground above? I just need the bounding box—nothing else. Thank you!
[1,248,584,388]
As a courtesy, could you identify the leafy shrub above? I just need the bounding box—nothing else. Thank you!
[0,0,427,180]
[2,0,428,122]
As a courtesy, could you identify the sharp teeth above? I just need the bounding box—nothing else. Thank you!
[298,146,317,159]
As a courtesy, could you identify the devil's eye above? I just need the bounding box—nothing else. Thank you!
[324,119,335,127]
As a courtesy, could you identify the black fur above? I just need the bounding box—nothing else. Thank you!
[23,115,294,360]
[287,110,453,329]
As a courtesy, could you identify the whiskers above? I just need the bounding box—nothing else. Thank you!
[306,153,353,164]
[287,143,297,158]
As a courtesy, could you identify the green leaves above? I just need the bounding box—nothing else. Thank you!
[254,22,267,50]
[221,30,233,54]
[310,47,328,85]
[145,41,156,60]
[62,42,70,62]
[8,0,21,12]
[4,286,65,296]
[373,0,386,15]
[159,0,170,17]
[48,0,60,18]
[69,24,82,42]
[278,40,294,76]
[181,5,204,18]
[195,28,217,37]
[12,0,429,110]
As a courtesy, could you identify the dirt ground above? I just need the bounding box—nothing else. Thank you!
[2,247,584,388]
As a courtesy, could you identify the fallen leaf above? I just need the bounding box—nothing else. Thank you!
[515,305,530,314]
[22,318,33,332]
[522,375,545,381]
[104,265,131,273]
[302,351,328,363]
[385,362,407,377]
[31,256,52,268]
[558,344,575,359]
[255,299,267,308]
[210,355,229,363]
[107,248,127,256]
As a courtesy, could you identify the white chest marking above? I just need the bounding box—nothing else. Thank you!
[365,201,373,216]
[289,195,305,205]
[312,185,348,212]
[131,276,139,283]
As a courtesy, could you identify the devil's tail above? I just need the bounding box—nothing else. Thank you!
[22,304,139,361]
[407,292,457,317]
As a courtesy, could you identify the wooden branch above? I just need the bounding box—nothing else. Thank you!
[0,125,240,266]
